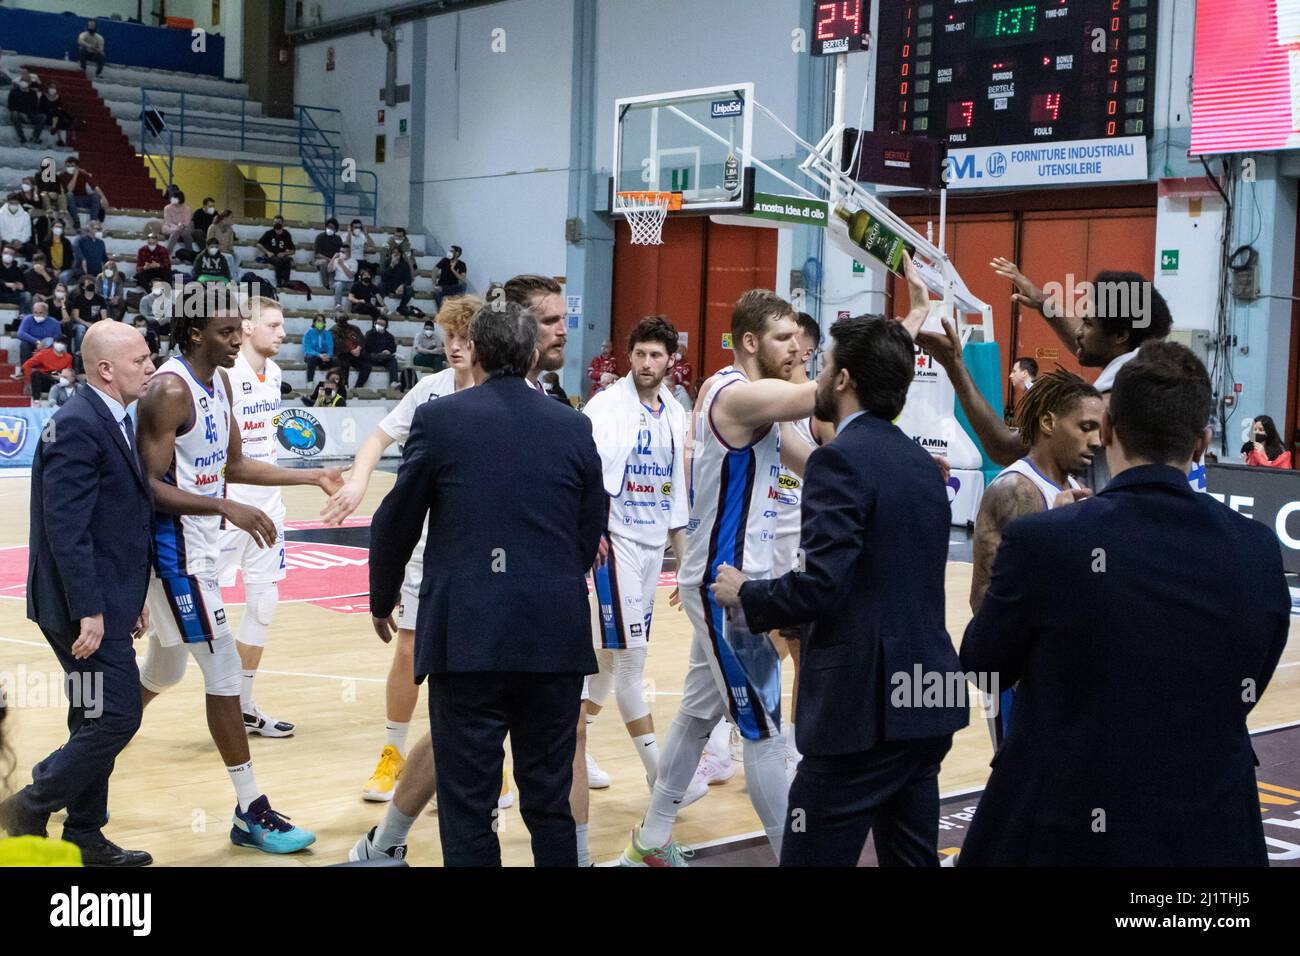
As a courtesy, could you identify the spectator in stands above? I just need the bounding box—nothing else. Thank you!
[68,274,107,356]
[132,315,161,363]
[0,245,31,313]
[137,279,171,329]
[15,69,43,93]
[40,82,73,148]
[380,245,415,316]
[58,158,108,230]
[331,248,356,310]
[314,218,343,289]
[542,371,569,404]
[192,197,218,242]
[331,312,363,384]
[385,227,417,270]
[96,262,127,321]
[162,190,195,258]
[1009,356,1038,412]
[48,366,79,407]
[39,219,75,285]
[355,316,400,388]
[256,214,296,288]
[23,252,56,300]
[48,283,70,327]
[303,315,336,383]
[72,220,107,280]
[587,340,616,396]
[670,349,692,391]
[0,194,33,258]
[134,232,172,289]
[14,300,60,368]
[21,336,72,400]
[193,236,232,284]
[78,19,107,77]
[206,208,238,280]
[307,369,348,408]
[0,51,9,88]
[411,318,445,371]
[1247,415,1292,469]
[28,175,63,242]
[7,75,44,146]
[433,245,468,308]
[348,219,375,274]
[347,266,385,319]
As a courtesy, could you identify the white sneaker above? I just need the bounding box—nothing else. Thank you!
[586,752,611,789]
[348,825,407,863]
[697,751,736,786]
[681,770,709,808]
[243,703,295,737]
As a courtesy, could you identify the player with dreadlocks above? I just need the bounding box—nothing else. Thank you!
[969,369,1104,748]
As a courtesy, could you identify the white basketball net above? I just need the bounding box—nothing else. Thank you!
[615,192,669,245]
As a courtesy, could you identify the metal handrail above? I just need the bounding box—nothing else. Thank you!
[139,89,175,191]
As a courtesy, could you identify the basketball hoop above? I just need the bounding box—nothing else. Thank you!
[615,191,674,245]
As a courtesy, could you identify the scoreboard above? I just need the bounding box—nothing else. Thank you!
[874,0,1158,148]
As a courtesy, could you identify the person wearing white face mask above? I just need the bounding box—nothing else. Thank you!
[7,77,45,145]
[204,208,238,279]
[314,217,343,289]
[16,300,61,369]
[192,196,218,240]
[21,335,73,400]
[0,244,32,314]
[97,264,126,321]
[57,157,109,230]
[39,218,76,286]
[134,231,171,289]
[0,192,33,256]
[73,219,108,281]
[162,189,195,258]
[194,239,232,284]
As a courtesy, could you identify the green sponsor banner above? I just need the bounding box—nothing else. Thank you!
[750,192,830,226]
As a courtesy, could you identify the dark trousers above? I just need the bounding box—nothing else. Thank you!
[19,628,143,845]
[135,266,171,289]
[428,671,583,867]
[30,370,58,399]
[258,255,292,287]
[382,277,413,312]
[780,735,953,867]
[10,109,44,143]
[354,352,398,387]
[79,50,106,75]
[433,282,467,309]
[305,354,336,382]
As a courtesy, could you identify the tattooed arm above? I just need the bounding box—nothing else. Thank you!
[970,474,1044,614]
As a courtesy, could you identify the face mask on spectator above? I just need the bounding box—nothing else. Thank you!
[424,325,434,333]
[48,88,57,97]
[326,226,336,235]
[135,324,147,335]
[21,183,32,194]
[314,320,325,330]
[376,322,387,332]
[52,227,63,236]
[2,254,12,265]
[95,230,104,239]
[18,82,28,91]
[152,284,164,295]
[103,265,114,275]
[205,205,215,213]
[352,228,363,237]
[170,197,180,205]
[65,165,76,174]
[55,289,65,299]
[147,239,156,248]
[53,342,66,354]
[208,244,219,255]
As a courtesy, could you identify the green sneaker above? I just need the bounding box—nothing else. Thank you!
[618,827,694,867]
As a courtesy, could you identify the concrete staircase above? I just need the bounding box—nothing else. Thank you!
[27,63,167,211]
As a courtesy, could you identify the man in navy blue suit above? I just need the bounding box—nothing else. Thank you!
[959,341,1290,866]
[0,321,155,866]
[369,299,605,866]
[712,314,969,867]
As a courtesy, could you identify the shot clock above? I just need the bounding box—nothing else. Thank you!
[875,0,1158,148]
[811,1,872,56]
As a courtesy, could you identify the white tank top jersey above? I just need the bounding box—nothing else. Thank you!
[774,417,815,540]
[224,352,284,518]
[992,457,1082,510]
[678,368,781,590]
[379,366,459,443]
[610,399,677,547]
[152,355,231,580]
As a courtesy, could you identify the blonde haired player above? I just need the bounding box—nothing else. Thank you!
[217,296,295,736]
[319,296,508,804]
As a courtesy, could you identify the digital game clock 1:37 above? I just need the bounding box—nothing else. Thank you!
[874,0,1158,148]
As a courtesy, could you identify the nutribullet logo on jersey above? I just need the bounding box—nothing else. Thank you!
[275,410,327,458]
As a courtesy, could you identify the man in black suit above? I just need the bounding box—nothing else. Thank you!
[369,299,605,866]
[959,341,1290,866]
[0,321,155,866]
[712,314,969,867]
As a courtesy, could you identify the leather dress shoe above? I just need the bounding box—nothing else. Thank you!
[73,838,153,867]
[0,792,49,839]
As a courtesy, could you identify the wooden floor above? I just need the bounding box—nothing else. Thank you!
[3,471,1299,867]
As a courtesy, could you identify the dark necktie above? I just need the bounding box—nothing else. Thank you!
[122,413,139,472]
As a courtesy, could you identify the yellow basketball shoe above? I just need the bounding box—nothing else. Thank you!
[362,745,405,802]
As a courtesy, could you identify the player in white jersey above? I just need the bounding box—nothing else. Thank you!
[581,317,690,793]
[135,295,343,854]
[321,296,485,801]
[215,301,294,737]
[768,311,826,776]
[970,369,1104,749]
